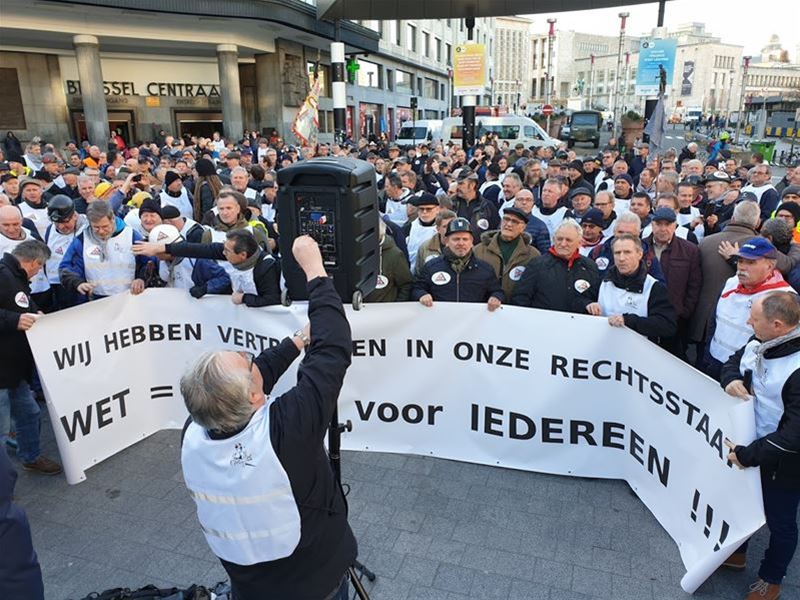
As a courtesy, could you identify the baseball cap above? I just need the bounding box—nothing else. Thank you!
[652,207,677,223]
[736,237,778,260]
[704,171,731,184]
[503,206,529,224]
[160,205,181,220]
[569,186,594,201]
[445,217,472,236]
[411,192,440,207]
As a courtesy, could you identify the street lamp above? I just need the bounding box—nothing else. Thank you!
[725,69,735,122]
[734,56,750,145]
[546,18,556,132]
[588,54,595,109]
[613,12,630,140]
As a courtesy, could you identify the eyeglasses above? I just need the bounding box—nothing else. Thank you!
[238,350,255,373]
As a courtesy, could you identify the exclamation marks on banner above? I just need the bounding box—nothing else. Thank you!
[690,489,731,552]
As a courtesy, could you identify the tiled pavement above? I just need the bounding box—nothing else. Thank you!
[12,419,800,600]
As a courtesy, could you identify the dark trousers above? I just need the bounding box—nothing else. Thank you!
[737,478,800,584]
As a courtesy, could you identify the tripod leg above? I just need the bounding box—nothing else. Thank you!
[348,565,371,600]
[353,559,376,581]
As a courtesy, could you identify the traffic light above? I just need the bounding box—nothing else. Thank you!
[410,96,418,109]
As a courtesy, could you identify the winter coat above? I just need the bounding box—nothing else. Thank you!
[452,192,500,244]
[474,231,540,298]
[412,253,504,304]
[643,234,702,320]
[365,236,413,303]
[0,253,39,388]
[511,250,600,314]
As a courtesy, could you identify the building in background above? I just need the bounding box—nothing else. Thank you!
[493,16,532,112]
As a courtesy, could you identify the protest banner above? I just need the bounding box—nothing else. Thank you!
[27,289,764,593]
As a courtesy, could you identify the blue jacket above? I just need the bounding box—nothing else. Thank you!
[524,215,552,254]
[161,257,231,295]
[589,236,666,283]
[412,253,504,304]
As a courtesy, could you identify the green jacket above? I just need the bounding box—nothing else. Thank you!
[473,230,540,298]
[365,235,413,303]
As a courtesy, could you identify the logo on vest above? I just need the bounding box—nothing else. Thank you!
[595,257,609,270]
[574,279,591,293]
[56,245,65,255]
[509,266,526,281]
[15,292,29,308]
[432,271,451,285]
[625,294,639,308]
[230,443,255,468]
[87,245,102,258]
[375,274,389,290]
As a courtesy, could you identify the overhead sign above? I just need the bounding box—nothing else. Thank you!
[28,290,764,594]
[453,43,487,96]
[636,38,678,96]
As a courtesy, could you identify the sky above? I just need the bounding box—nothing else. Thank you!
[522,0,799,59]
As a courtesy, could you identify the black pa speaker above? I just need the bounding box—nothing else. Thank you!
[276,157,380,307]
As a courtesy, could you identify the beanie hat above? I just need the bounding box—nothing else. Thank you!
[775,202,800,224]
[568,160,584,173]
[781,185,800,199]
[164,170,181,188]
[138,198,162,217]
[195,157,216,177]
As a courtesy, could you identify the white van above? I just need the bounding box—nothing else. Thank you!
[395,119,443,147]
[441,115,559,148]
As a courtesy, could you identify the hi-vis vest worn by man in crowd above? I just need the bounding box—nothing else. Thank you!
[180,238,357,600]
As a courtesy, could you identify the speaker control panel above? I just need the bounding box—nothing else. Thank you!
[294,191,339,268]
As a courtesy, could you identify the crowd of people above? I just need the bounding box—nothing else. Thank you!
[1,125,800,600]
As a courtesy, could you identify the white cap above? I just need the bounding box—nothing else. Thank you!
[148,224,182,244]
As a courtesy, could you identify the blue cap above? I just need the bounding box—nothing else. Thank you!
[652,207,677,223]
[580,208,605,227]
[736,238,778,260]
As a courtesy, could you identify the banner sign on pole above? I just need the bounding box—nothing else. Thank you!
[28,290,765,594]
[681,60,695,97]
[453,43,487,96]
[636,38,677,96]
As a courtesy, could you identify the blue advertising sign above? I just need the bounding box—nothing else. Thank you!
[635,38,677,96]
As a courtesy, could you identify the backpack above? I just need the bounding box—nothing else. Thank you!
[75,583,214,600]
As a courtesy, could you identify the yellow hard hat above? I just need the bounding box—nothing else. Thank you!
[94,181,113,198]
[128,191,152,208]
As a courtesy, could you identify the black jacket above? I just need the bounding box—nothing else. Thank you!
[452,192,500,244]
[412,253,504,304]
[511,251,600,314]
[218,277,357,599]
[0,254,39,388]
[605,263,677,342]
[721,333,800,488]
[0,449,43,600]
[166,242,280,307]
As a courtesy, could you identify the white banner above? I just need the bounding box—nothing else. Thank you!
[28,289,765,593]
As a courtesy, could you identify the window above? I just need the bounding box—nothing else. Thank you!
[307,62,330,97]
[386,20,400,45]
[386,68,394,91]
[0,68,26,129]
[395,70,413,93]
[417,77,423,96]
[424,78,438,99]
[362,20,380,32]
[423,32,431,57]
[435,38,442,62]
[446,43,452,66]
[357,59,380,88]
[406,24,417,52]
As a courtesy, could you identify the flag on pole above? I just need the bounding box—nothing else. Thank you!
[644,92,667,156]
[291,65,321,146]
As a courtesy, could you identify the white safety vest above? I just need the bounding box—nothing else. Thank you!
[641,223,691,241]
[83,227,136,296]
[182,403,302,566]
[613,198,631,214]
[158,257,195,290]
[531,206,568,243]
[710,275,796,362]
[261,202,276,223]
[406,219,437,273]
[160,188,193,219]
[0,229,50,293]
[180,217,204,239]
[210,225,253,279]
[19,202,49,238]
[598,274,657,317]
[741,183,776,204]
[45,217,87,284]
[230,265,258,295]
[739,336,800,439]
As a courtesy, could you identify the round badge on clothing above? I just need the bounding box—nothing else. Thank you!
[431,271,451,285]
[477,218,489,230]
[595,257,609,270]
[15,292,29,308]
[509,266,526,281]
[574,279,591,293]
[375,274,389,289]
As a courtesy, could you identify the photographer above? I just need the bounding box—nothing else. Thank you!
[180,236,356,600]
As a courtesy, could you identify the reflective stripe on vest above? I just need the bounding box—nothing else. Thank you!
[181,403,302,565]
[598,275,657,318]
[740,339,800,439]
[83,227,136,296]
[710,276,796,362]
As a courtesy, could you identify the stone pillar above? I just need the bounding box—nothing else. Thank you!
[216,44,244,140]
[72,35,109,146]
[255,52,282,135]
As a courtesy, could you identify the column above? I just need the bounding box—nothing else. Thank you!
[216,44,244,141]
[72,35,109,146]
[255,53,282,134]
